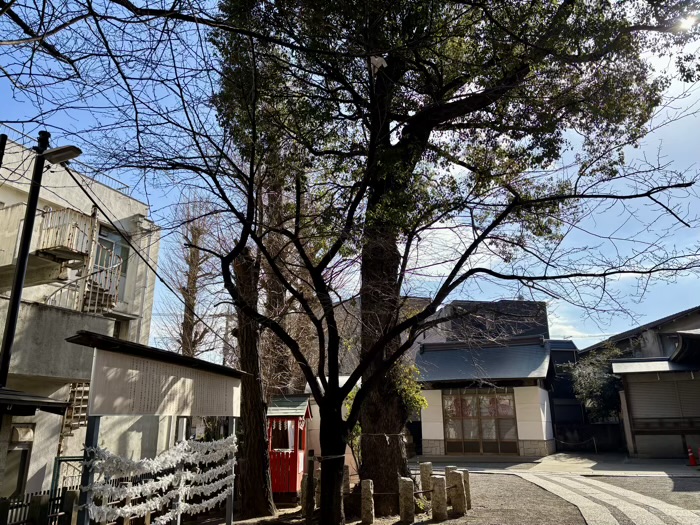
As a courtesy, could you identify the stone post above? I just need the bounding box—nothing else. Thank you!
[419,462,432,500]
[343,464,351,494]
[447,470,466,516]
[430,475,447,522]
[399,477,414,523]
[361,479,374,524]
[458,468,471,510]
[300,473,308,515]
[314,468,321,509]
[444,465,457,505]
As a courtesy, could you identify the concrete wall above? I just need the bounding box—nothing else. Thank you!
[1,297,113,381]
[420,390,444,455]
[514,386,554,456]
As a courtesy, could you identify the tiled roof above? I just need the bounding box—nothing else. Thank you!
[416,343,550,382]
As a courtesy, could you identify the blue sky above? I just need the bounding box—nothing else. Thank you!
[3,60,700,353]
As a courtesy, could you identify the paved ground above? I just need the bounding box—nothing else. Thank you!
[518,473,700,525]
[412,452,700,477]
[221,454,700,524]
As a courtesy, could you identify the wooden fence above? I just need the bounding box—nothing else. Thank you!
[0,488,78,525]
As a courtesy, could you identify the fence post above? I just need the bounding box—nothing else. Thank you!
[430,475,447,522]
[361,479,374,525]
[77,415,101,525]
[458,468,471,510]
[419,462,432,500]
[59,490,80,525]
[0,499,10,525]
[447,470,466,516]
[28,494,50,525]
[121,483,132,525]
[398,477,414,524]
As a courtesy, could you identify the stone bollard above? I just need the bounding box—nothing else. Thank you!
[444,465,457,505]
[430,475,448,522]
[458,468,471,510]
[419,462,433,500]
[314,468,321,508]
[399,477,415,524]
[301,473,308,515]
[343,464,351,494]
[361,479,374,524]
[447,470,466,516]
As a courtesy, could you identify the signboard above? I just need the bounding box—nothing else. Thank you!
[89,349,241,417]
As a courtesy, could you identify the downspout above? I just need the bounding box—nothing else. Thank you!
[135,217,153,344]
[0,134,7,169]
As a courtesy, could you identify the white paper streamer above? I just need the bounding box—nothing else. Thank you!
[85,436,237,523]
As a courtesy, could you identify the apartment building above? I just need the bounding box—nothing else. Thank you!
[0,131,166,497]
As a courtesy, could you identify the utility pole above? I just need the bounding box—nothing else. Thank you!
[0,132,82,388]
[0,131,51,387]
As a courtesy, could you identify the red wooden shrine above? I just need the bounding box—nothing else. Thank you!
[267,395,312,499]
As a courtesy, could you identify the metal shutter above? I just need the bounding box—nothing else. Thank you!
[628,382,682,419]
[678,381,700,417]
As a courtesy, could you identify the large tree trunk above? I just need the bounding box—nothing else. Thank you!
[261,173,295,399]
[359,227,411,516]
[319,401,348,525]
[234,249,277,519]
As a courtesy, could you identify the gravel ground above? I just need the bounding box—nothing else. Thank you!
[590,476,700,511]
[224,473,586,525]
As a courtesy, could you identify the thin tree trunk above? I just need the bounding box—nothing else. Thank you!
[234,249,277,519]
[319,402,347,525]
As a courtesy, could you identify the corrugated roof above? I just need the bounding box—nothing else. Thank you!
[0,388,69,415]
[415,344,550,382]
[268,395,311,417]
[612,358,699,374]
[580,304,700,353]
[67,331,244,379]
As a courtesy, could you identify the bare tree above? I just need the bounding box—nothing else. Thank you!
[158,197,222,357]
[4,3,700,525]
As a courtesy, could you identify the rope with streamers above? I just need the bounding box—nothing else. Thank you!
[84,435,237,524]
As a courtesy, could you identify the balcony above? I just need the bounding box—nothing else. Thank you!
[0,296,112,382]
[0,205,95,290]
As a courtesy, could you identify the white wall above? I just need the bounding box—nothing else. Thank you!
[514,386,553,440]
[420,390,444,440]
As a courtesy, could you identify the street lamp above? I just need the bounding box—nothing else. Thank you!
[0,131,82,388]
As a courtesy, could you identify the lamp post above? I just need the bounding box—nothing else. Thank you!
[0,131,82,388]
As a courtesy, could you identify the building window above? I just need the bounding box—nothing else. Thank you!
[1,424,34,498]
[443,388,518,455]
[98,226,130,302]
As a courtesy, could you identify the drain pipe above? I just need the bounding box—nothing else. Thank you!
[0,134,7,169]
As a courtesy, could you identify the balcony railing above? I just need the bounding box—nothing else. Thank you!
[44,243,123,314]
[0,205,94,268]
[36,207,94,260]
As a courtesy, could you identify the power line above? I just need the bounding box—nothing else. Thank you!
[62,163,235,357]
